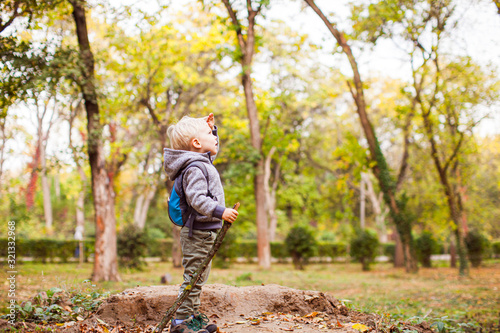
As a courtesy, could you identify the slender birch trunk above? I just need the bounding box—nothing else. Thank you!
[134,185,157,230]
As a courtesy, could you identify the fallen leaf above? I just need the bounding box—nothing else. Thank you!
[96,318,107,325]
[251,319,261,325]
[279,328,294,331]
[352,323,369,332]
[305,311,319,318]
[235,321,247,324]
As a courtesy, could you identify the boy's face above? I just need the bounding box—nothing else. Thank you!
[191,124,218,155]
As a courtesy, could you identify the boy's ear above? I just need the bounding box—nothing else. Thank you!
[191,137,202,149]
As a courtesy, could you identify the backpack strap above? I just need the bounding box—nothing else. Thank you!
[180,161,212,237]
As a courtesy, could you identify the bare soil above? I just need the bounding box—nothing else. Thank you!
[4,283,433,332]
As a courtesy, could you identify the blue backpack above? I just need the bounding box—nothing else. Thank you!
[168,162,213,230]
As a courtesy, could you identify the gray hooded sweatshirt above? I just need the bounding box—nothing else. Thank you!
[163,133,225,231]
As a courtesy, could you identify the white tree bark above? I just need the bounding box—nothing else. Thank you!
[54,174,60,198]
[36,97,56,235]
[361,172,389,242]
[264,147,280,242]
[133,184,157,230]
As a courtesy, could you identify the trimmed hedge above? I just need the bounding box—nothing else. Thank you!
[493,240,500,258]
[1,238,347,263]
[0,239,95,263]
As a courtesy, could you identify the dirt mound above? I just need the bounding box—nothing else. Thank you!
[2,284,434,332]
[96,284,341,326]
[76,284,432,332]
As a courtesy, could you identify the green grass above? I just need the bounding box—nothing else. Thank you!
[1,260,499,330]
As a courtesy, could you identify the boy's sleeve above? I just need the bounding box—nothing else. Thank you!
[183,167,225,219]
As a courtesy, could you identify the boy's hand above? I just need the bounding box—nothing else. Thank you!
[222,208,238,223]
[205,113,215,130]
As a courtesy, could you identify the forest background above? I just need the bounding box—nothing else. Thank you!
[1,0,500,282]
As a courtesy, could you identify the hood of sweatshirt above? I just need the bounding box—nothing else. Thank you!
[163,148,212,181]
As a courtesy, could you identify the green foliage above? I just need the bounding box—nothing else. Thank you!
[465,230,490,268]
[350,228,380,271]
[146,227,167,240]
[285,225,318,270]
[492,240,500,258]
[146,238,173,261]
[117,224,149,270]
[0,0,499,277]
[0,238,93,263]
[0,282,109,323]
[383,242,395,263]
[415,231,439,268]
[213,229,238,268]
[317,241,347,260]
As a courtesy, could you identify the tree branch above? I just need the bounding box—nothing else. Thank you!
[221,0,245,51]
[396,108,414,192]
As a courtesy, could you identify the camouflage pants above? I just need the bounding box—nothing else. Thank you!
[176,227,216,319]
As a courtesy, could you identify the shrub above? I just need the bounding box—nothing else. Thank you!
[285,225,318,270]
[147,238,173,260]
[383,242,396,263]
[238,239,258,262]
[492,240,500,259]
[350,229,379,271]
[213,230,238,268]
[117,224,149,270]
[0,239,93,262]
[416,231,439,268]
[317,241,347,261]
[270,241,288,262]
[0,282,109,323]
[465,230,490,268]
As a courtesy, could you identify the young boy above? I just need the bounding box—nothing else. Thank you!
[164,114,238,333]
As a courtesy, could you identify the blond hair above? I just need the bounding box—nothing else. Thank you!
[167,116,208,150]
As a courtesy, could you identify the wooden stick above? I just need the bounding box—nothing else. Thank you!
[155,203,240,333]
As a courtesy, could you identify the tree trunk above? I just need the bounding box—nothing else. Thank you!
[133,185,157,230]
[26,146,40,209]
[393,228,405,268]
[40,142,53,234]
[70,0,120,282]
[304,0,417,273]
[449,240,457,268]
[222,0,270,269]
[36,97,55,234]
[363,172,389,242]
[255,162,271,268]
[242,47,270,270]
[264,147,280,242]
[420,107,469,276]
[54,174,60,198]
[360,172,366,229]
